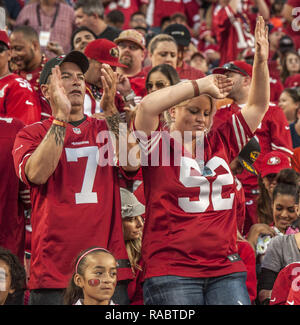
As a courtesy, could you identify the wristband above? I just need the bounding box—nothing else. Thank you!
[52,119,67,128]
[191,80,200,97]
[124,90,136,102]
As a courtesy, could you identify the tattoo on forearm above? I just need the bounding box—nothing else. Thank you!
[46,124,66,146]
[105,112,125,139]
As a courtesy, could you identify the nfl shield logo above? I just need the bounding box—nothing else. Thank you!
[73,127,81,134]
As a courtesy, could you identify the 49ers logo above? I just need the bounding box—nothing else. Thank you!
[110,47,119,58]
[267,157,281,165]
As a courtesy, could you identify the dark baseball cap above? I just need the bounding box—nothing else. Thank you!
[238,137,261,175]
[39,51,89,85]
[212,60,253,77]
[163,23,191,47]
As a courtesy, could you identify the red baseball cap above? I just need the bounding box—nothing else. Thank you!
[84,38,126,67]
[212,60,252,77]
[0,30,10,48]
[259,151,291,178]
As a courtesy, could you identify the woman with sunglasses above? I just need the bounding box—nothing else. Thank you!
[133,16,270,305]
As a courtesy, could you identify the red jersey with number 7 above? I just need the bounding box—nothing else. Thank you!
[135,111,253,279]
[12,116,133,289]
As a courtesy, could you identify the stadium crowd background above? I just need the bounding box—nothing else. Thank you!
[0,0,300,306]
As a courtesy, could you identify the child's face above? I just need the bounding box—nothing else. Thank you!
[75,252,117,305]
[0,259,14,305]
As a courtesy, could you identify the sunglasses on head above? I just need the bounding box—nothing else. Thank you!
[146,81,170,91]
[222,62,249,77]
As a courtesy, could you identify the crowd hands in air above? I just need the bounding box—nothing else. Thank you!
[1,0,300,306]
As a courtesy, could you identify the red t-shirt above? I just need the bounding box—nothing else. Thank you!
[105,0,149,29]
[0,73,41,125]
[213,102,293,193]
[134,111,252,280]
[237,240,257,304]
[0,117,28,263]
[270,261,300,305]
[12,116,133,289]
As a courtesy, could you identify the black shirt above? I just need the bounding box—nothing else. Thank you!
[97,26,120,42]
[289,122,300,148]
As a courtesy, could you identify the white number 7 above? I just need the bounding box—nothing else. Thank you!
[65,146,98,204]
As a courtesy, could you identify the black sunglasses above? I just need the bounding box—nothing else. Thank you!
[222,62,249,77]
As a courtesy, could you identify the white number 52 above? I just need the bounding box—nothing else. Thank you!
[178,156,235,213]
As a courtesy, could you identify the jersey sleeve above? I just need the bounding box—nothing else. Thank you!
[12,123,44,186]
[216,110,254,161]
[6,78,41,125]
[267,105,294,157]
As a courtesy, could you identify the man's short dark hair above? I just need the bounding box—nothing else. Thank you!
[74,0,104,19]
[12,25,39,42]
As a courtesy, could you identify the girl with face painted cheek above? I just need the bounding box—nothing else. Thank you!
[64,247,118,305]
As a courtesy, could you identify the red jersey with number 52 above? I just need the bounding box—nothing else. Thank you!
[0,73,41,125]
[12,116,132,289]
[136,111,253,280]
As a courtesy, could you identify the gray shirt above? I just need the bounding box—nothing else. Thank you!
[261,234,300,272]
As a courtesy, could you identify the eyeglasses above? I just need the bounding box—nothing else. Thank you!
[118,42,140,51]
[222,62,249,77]
[146,81,170,91]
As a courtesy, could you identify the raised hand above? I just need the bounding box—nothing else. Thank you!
[49,66,71,120]
[199,74,233,99]
[255,15,269,63]
[100,64,117,114]
[116,73,132,97]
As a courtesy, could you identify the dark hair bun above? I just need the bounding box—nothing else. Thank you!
[276,168,298,186]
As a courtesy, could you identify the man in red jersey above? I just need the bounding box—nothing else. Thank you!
[0,30,40,125]
[212,60,293,235]
[0,117,29,305]
[12,50,138,305]
[0,117,29,263]
[213,0,269,65]
[10,25,51,120]
[83,38,129,117]
[114,29,147,99]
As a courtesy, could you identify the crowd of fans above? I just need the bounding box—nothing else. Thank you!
[0,0,300,306]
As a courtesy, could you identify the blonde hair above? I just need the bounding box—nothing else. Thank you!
[125,238,142,273]
[165,95,216,131]
[148,34,177,54]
